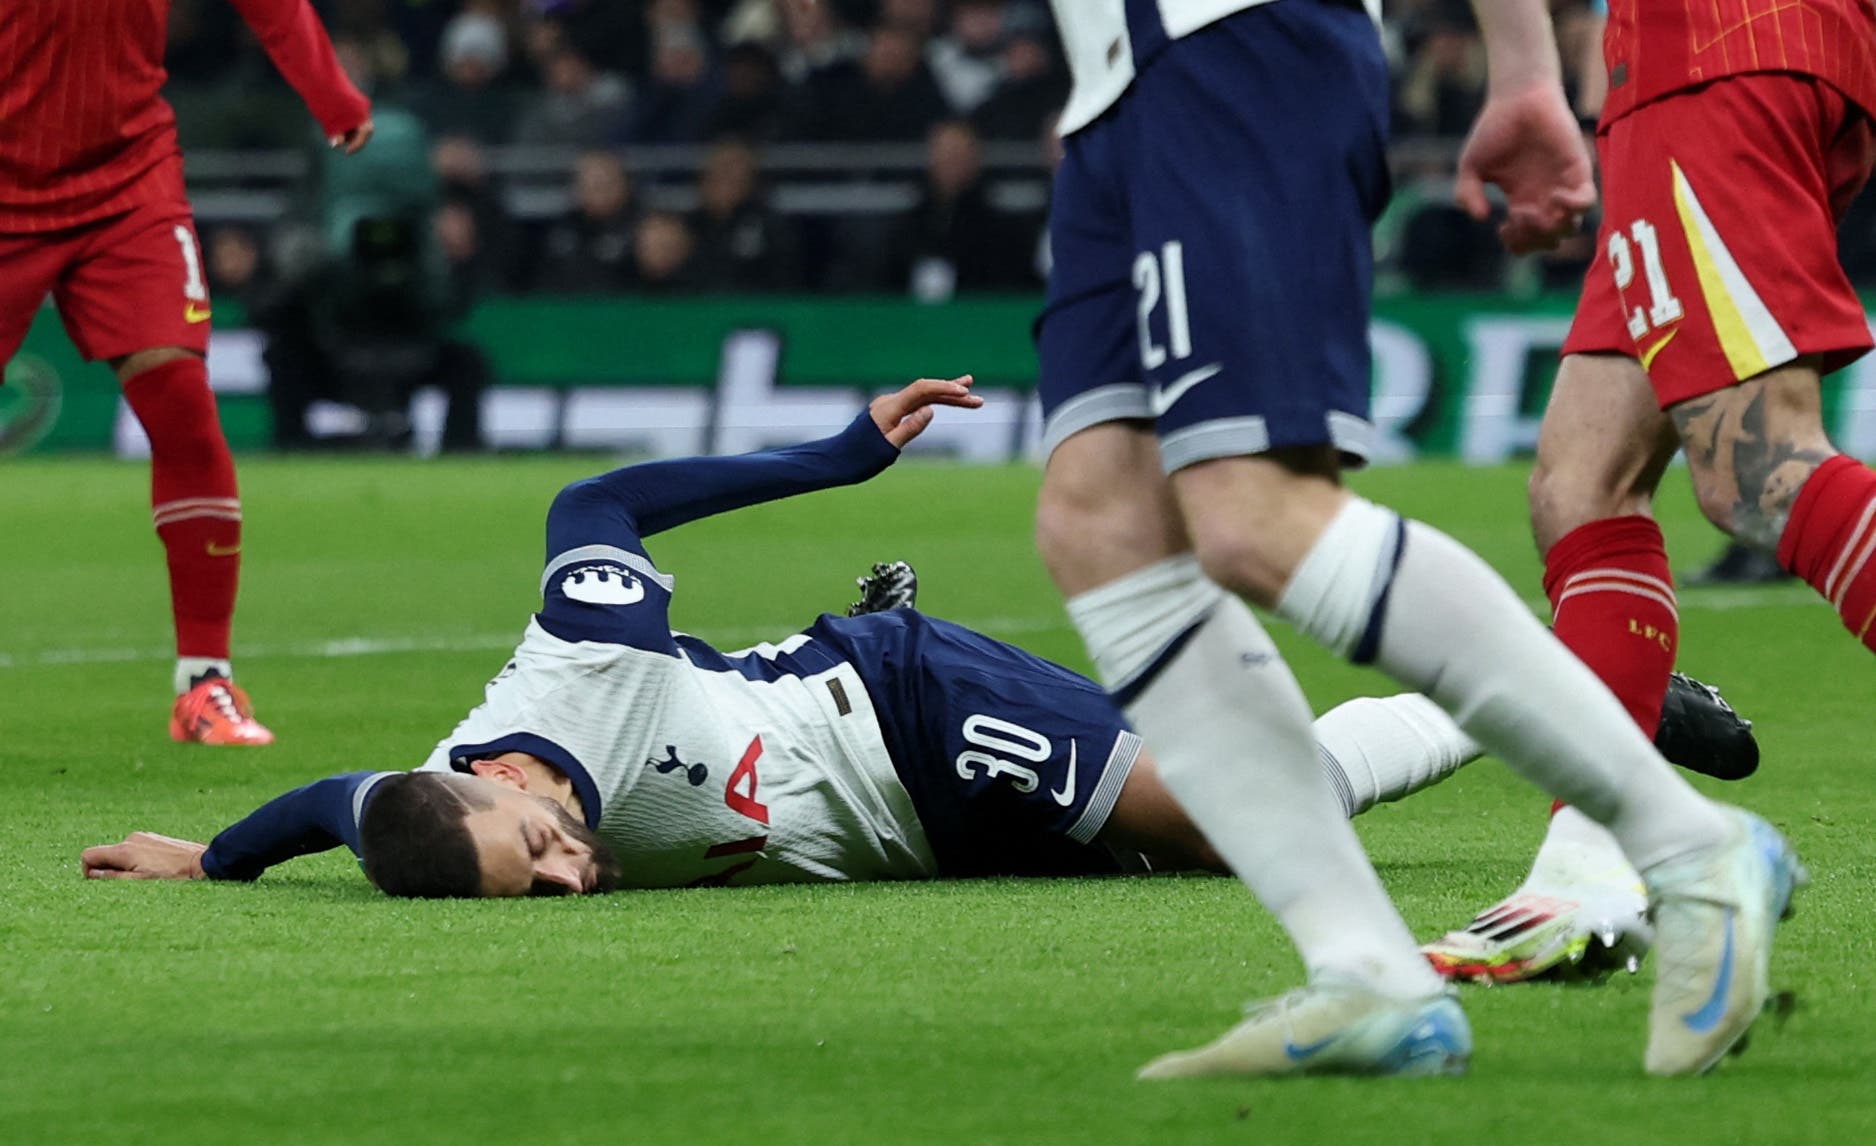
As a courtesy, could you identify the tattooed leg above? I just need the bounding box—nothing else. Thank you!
[1668,360,1836,550]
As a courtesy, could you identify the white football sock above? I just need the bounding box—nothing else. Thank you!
[1313,694,1479,818]
[1527,805,1637,886]
[1069,556,1444,1000]
[175,657,232,695]
[1277,498,1729,872]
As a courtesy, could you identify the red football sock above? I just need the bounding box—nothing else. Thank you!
[1777,454,1876,649]
[121,357,241,663]
[1542,516,1678,819]
[1543,515,1678,737]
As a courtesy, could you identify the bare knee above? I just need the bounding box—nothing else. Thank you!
[1174,448,1347,607]
[1528,353,1676,556]
[1527,456,1658,555]
[1036,424,1187,596]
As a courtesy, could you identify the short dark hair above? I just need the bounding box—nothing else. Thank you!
[359,773,492,898]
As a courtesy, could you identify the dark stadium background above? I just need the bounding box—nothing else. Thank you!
[10,0,1876,460]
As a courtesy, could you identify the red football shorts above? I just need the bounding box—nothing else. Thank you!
[0,197,213,365]
[1563,74,1876,408]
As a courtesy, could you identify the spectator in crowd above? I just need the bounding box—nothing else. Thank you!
[204,225,265,297]
[530,149,639,292]
[688,138,800,290]
[383,0,457,80]
[620,24,721,143]
[888,119,1032,298]
[972,29,1066,140]
[1394,3,1486,138]
[796,23,949,142]
[164,0,242,85]
[630,211,700,293]
[531,0,645,75]
[703,41,793,141]
[431,135,518,290]
[774,0,866,85]
[512,45,630,146]
[927,0,1008,115]
[414,8,517,144]
[880,0,941,41]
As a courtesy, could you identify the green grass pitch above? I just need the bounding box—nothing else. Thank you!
[3,454,1873,1145]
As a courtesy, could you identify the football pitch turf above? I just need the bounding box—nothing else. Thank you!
[3,454,1873,1145]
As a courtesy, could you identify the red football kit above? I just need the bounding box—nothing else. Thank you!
[0,0,364,727]
[1545,0,1876,791]
[1563,0,1876,406]
[0,0,368,362]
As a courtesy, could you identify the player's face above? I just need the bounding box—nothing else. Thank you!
[460,787,624,897]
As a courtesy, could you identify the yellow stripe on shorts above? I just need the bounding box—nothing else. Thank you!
[1669,160,1797,382]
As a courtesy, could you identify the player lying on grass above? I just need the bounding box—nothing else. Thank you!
[81,378,1753,913]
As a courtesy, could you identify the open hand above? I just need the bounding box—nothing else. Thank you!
[329,117,375,155]
[81,832,209,881]
[870,375,984,449]
[1456,85,1596,255]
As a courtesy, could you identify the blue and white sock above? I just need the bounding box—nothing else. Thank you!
[1276,497,1729,871]
[1069,555,1445,1000]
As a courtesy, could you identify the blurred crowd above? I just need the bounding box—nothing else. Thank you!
[178,0,1876,315]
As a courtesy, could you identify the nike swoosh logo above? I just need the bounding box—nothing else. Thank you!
[1050,741,1077,807]
[1681,908,1736,1033]
[184,302,213,324]
[205,541,241,557]
[1284,1033,1339,1061]
[1148,362,1222,418]
[1639,328,1677,370]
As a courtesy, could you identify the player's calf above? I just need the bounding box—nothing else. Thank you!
[1669,366,1835,551]
[1678,366,1876,650]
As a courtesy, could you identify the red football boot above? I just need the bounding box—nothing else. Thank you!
[170,675,275,746]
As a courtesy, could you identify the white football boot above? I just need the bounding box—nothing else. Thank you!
[1424,807,1652,984]
[1641,807,1805,1075]
[1136,978,1471,1080]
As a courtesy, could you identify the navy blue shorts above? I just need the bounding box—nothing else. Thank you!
[1036,0,1392,471]
[809,611,1144,878]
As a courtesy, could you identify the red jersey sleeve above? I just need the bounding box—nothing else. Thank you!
[227,0,372,137]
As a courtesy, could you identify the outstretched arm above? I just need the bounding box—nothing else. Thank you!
[227,0,374,152]
[81,771,391,883]
[558,376,981,542]
[537,376,979,648]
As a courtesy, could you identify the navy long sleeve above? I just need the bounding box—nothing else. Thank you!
[199,770,385,881]
[548,412,900,552]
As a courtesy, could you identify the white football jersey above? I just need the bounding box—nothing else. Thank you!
[415,609,939,890]
[1051,0,1383,135]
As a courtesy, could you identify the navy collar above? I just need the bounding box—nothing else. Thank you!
[448,733,603,830]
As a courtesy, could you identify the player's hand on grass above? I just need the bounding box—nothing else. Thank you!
[1456,84,1596,255]
[870,375,983,449]
[81,832,208,881]
[329,117,375,155]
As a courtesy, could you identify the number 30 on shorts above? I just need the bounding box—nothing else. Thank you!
[954,713,1052,793]
[1606,218,1683,340]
